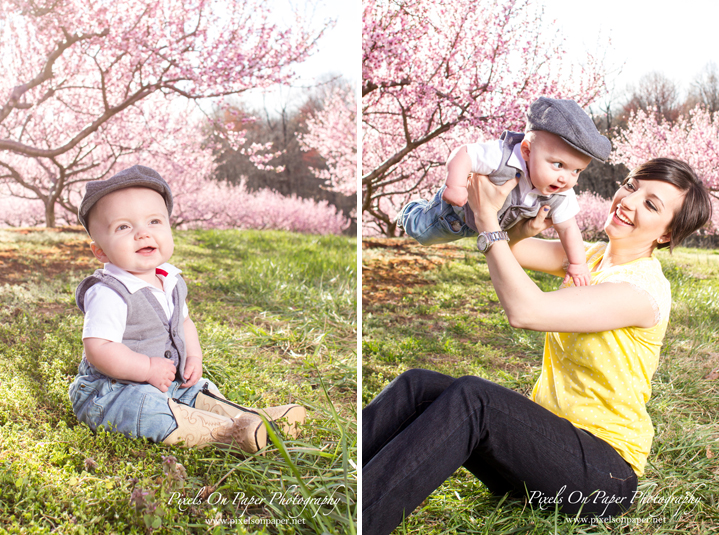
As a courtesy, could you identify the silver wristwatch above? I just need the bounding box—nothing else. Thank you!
[477,230,509,253]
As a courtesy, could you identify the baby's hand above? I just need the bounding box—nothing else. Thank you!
[181,356,203,388]
[564,262,591,287]
[441,185,468,207]
[147,357,176,393]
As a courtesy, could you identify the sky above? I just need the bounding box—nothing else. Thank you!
[238,0,359,113]
[246,0,718,114]
[541,0,719,107]
[290,0,359,86]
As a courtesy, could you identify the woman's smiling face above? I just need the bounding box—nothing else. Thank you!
[605,177,686,250]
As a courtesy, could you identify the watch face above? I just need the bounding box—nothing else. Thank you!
[478,234,488,252]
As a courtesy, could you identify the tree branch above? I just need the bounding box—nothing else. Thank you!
[0,28,109,124]
[361,121,454,185]
[0,84,154,157]
[362,78,411,98]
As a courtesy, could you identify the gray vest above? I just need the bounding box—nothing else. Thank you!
[75,270,188,383]
[463,131,567,231]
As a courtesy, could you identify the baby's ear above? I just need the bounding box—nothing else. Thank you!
[520,139,531,161]
[90,242,109,263]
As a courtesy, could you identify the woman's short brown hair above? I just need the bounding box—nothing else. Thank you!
[621,158,713,251]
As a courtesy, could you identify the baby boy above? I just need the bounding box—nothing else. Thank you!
[398,97,611,286]
[68,165,305,452]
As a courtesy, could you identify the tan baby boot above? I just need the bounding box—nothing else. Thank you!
[163,398,267,453]
[196,383,306,439]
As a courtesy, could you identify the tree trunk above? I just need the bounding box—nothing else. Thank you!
[45,200,56,228]
[386,220,397,237]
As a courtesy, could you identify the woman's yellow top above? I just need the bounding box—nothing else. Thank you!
[531,242,671,477]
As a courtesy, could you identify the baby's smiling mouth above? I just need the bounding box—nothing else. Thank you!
[136,246,157,254]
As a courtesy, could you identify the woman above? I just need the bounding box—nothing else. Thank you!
[362,159,712,535]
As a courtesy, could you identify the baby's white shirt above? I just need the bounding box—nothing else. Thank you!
[82,262,189,343]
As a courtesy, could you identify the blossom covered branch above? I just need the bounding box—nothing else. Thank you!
[0,0,323,226]
[362,0,606,235]
[612,105,719,233]
[299,85,357,197]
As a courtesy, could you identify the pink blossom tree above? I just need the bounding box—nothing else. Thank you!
[612,105,719,233]
[143,117,350,233]
[362,0,607,235]
[542,191,611,242]
[299,85,357,198]
[0,0,323,227]
[0,103,350,234]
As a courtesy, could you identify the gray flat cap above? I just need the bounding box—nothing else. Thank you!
[526,97,611,162]
[78,165,173,232]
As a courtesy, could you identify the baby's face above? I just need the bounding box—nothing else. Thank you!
[521,131,592,195]
[88,187,174,282]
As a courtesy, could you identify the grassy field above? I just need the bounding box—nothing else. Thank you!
[362,238,719,535]
[0,228,357,534]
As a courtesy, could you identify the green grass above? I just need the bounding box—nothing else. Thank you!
[362,238,719,534]
[0,228,357,534]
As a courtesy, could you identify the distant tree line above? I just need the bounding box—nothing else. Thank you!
[580,63,719,199]
[210,80,357,235]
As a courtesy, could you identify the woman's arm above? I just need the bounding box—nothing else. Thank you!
[505,206,567,276]
[467,174,656,333]
[485,245,656,332]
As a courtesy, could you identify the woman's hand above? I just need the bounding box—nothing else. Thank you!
[466,173,518,231]
[506,205,555,243]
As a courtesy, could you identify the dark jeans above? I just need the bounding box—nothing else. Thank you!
[362,369,638,535]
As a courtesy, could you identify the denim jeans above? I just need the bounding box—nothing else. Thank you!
[69,369,219,443]
[398,187,478,245]
[362,369,638,535]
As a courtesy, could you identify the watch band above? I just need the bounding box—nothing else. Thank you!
[477,230,509,253]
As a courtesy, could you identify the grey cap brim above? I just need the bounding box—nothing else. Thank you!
[78,165,173,232]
